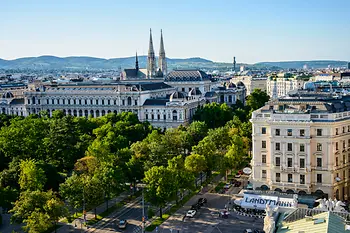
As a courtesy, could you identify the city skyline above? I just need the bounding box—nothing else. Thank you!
[1,0,350,63]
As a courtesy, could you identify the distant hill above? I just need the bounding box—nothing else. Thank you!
[0,56,348,70]
[0,56,214,70]
[255,60,349,69]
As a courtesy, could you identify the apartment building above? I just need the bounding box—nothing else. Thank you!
[267,73,306,99]
[250,91,350,200]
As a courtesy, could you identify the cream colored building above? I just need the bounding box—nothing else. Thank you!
[250,92,350,200]
[266,73,306,99]
[231,75,267,95]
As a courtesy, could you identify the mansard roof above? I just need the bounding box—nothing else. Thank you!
[9,98,24,105]
[165,70,209,82]
[143,99,168,106]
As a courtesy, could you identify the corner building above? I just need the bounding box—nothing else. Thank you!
[250,92,350,200]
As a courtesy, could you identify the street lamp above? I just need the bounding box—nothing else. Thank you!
[136,183,147,233]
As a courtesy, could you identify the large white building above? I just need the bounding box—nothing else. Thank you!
[250,91,350,200]
[266,73,306,99]
[0,29,246,129]
[231,75,267,95]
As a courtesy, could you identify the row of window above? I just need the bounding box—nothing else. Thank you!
[145,110,181,121]
[262,127,350,136]
[262,140,350,152]
[27,97,138,106]
[261,155,322,168]
[261,171,323,184]
[262,154,349,168]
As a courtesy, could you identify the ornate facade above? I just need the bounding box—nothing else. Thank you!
[251,91,350,200]
[20,81,205,129]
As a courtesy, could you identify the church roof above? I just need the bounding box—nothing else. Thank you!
[165,70,210,82]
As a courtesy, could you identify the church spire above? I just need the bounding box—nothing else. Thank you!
[158,29,167,76]
[147,28,156,78]
[135,52,139,71]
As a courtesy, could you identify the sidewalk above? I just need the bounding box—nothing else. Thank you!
[54,191,130,233]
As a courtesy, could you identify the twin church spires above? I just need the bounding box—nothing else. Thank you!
[144,28,167,78]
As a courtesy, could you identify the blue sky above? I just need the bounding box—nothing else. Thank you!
[1,0,349,63]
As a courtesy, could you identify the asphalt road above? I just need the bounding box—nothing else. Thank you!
[84,198,148,233]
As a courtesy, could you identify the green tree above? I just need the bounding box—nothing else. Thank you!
[143,166,177,218]
[184,154,207,185]
[246,89,270,111]
[44,197,68,233]
[10,189,68,233]
[193,103,233,128]
[59,173,84,213]
[19,159,46,192]
[168,155,195,202]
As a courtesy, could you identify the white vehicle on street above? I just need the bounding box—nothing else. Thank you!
[186,209,197,218]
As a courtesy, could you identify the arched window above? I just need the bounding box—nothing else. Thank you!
[102,99,105,105]
[90,99,93,105]
[79,110,82,116]
[73,110,77,116]
[68,99,71,105]
[79,99,82,105]
[107,99,110,105]
[68,109,72,115]
[85,99,87,105]
[73,99,76,105]
[51,99,54,105]
[46,99,49,104]
[101,110,105,116]
[172,110,177,121]
[32,97,35,105]
[90,110,94,117]
[63,99,65,105]
[96,110,100,117]
[127,97,132,106]
[84,110,88,117]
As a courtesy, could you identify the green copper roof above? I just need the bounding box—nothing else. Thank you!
[277,211,349,233]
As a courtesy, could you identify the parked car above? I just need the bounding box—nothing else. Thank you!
[118,220,128,229]
[186,210,196,218]
[234,181,242,187]
[235,174,241,178]
[238,170,244,175]
[224,183,232,190]
[244,229,253,233]
[198,198,207,205]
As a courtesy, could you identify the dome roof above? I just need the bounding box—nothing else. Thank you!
[2,91,14,99]
[304,81,316,91]
[227,83,236,89]
[188,88,202,96]
[169,91,187,101]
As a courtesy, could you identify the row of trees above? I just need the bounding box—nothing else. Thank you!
[0,89,269,232]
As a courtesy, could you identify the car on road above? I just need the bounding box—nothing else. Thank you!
[235,174,241,178]
[186,209,197,218]
[118,220,128,229]
[243,229,253,233]
[198,198,207,205]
